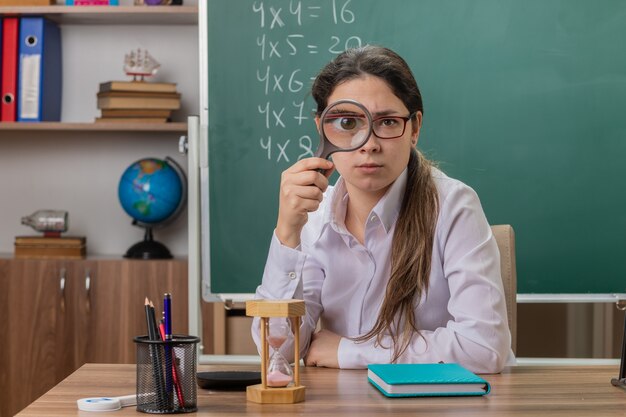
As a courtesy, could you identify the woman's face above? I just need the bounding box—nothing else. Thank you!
[317,75,422,200]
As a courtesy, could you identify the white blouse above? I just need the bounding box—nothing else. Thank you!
[252,167,515,373]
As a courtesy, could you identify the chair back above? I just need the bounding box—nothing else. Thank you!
[491,224,517,354]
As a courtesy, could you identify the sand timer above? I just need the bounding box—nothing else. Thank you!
[245,299,306,404]
[267,318,293,387]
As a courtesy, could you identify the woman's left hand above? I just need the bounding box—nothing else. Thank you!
[304,329,341,368]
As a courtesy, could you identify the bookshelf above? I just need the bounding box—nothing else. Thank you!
[0,5,197,131]
[0,5,197,256]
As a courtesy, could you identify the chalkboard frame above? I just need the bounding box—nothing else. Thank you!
[197,0,626,298]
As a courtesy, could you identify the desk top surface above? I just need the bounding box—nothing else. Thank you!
[17,364,626,417]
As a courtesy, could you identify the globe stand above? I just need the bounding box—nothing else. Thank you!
[124,226,173,259]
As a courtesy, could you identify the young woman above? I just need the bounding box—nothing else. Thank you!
[252,46,514,374]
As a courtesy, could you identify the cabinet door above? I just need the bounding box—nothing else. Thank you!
[2,259,97,416]
[88,259,188,364]
[56,260,97,380]
[5,259,64,416]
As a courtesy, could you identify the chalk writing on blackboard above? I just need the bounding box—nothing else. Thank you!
[252,1,363,164]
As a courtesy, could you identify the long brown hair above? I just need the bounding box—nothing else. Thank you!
[312,46,439,361]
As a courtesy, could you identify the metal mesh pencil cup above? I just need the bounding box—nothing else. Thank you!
[134,335,200,414]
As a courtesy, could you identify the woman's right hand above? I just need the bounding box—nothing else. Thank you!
[275,157,334,248]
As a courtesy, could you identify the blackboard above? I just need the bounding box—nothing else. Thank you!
[204,0,626,295]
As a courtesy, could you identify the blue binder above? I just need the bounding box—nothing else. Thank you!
[17,17,62,122]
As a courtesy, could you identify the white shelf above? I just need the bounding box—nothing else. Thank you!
[0,5,198,25]
[0,122,187,132]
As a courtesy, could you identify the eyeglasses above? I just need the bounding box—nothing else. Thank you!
[371,113,417,139]
[323,111,416,141]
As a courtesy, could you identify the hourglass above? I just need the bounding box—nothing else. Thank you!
[245,299,306,404]
[267,318,293,387]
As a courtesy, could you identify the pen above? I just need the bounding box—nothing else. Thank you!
[159,319,185,406]
[164,293,172,340]
[163,294,174,402]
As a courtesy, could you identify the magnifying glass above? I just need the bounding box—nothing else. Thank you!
[314,99,374,163]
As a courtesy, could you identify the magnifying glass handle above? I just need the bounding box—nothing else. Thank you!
[313,143,330,175]
[313,142,327,159]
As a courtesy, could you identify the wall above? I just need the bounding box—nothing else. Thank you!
[0,1,198,257]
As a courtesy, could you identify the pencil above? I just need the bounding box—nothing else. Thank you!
[145,297,167,407]
[145,298,158,340]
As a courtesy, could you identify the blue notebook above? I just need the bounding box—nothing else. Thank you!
[367,363,491,397]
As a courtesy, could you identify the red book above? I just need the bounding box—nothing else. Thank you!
[1,17,19,122]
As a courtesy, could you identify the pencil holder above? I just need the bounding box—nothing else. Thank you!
[134,335,200,414]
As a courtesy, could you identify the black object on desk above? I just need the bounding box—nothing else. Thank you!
[197,371,261,391]
[611,305,626,389]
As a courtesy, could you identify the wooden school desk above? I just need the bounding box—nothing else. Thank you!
[17,364,625,416]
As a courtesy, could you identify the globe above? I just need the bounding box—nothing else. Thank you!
[118,157,186,259]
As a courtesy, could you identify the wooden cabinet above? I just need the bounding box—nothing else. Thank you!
[0,256,187,417]
[88,259,188,364]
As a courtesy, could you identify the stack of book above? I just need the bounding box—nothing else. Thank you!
[14,236,87,259]
[96,81,181,123]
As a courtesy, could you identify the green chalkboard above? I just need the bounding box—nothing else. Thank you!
[205,0,626,295]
